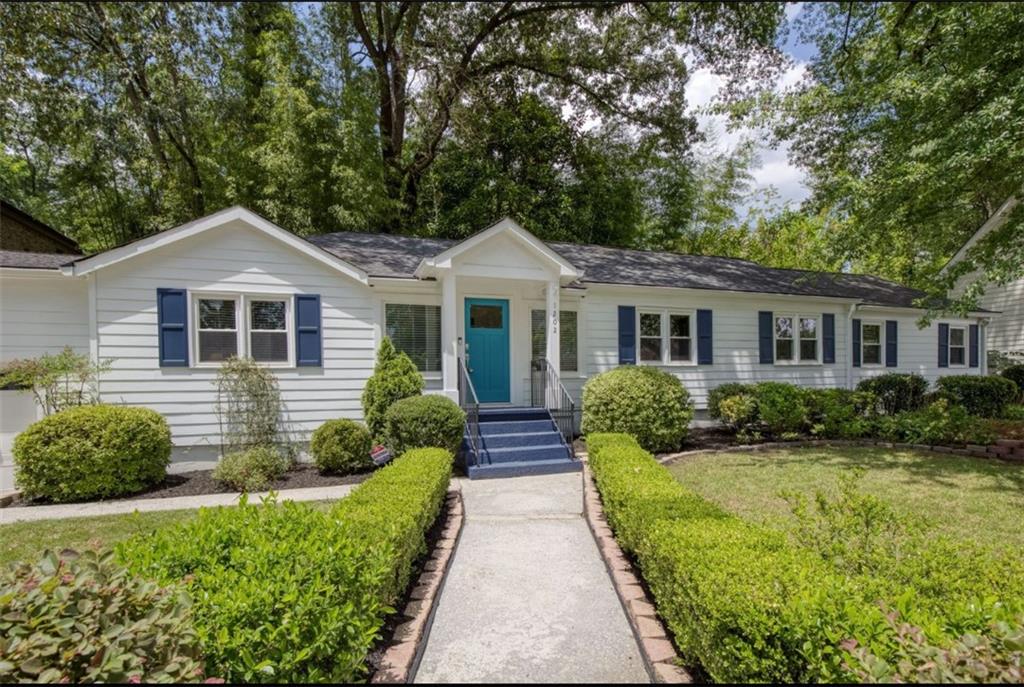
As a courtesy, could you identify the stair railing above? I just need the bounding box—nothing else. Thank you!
[458,356,481,466]
[530,357,577,459]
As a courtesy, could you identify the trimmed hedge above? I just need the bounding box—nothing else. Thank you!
[383,394,465,457]
[581,366,694,452]
[936,375,1020,418]
[1002,364,1024,400]
[13,404,171,502]
[855,373,928,415]
[119,448,453,683]
[587,433,1024,682]
[0,549,205,684]
[310,419,373,473]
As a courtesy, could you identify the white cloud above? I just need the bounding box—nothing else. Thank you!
[685,56,810,214]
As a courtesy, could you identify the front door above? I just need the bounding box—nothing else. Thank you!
[464,298,510,403]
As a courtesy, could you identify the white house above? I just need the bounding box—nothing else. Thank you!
[0,207,993,483]
[946,196,1024,360]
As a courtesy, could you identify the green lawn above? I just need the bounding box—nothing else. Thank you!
[0,500,339,568]
[667,446,1024,550]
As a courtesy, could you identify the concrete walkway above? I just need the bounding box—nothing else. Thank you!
[0,484,355,524]
[415,472,649,684]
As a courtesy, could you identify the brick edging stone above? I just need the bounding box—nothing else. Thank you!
[580,459,692,684]
[371,486,465,684]
[656,438,1024,465]
[0,490,20,508]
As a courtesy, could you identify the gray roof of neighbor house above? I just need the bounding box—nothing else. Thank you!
[307,231,934,308]
[0,249,79,270]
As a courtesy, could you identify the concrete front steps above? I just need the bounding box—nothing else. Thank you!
[464,407,581,479]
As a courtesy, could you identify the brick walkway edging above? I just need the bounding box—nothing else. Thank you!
[581,460,692,684]
[656,437,1024,466]
[371,486,465,684]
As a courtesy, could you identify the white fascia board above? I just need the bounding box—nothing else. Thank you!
[65,206,369,284]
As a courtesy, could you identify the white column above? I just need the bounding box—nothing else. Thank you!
[546,278,560,375]
[441,272,459,401]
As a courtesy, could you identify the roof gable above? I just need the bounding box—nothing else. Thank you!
[413,217,581,281]
[65,207,368,284]
[942,195,1020,273]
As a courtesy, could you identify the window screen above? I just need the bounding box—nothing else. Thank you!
[530,309,578,372]
[198,298,238,362]
[385,303,442,372]
[250,300,288,363]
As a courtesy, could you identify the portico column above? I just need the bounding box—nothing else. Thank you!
[441,272,459,401]
[545,278,560,375]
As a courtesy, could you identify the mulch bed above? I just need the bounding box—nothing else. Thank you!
[8,464,370,507]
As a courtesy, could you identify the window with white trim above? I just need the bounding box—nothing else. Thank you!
[775,314,819,363]
[249,299,289,363]
[638,309,693,364]
[197,297,239,363]
[948,325,966,366]
[530,309,578,372]
[862,322,882,365]
[385,303,442,373]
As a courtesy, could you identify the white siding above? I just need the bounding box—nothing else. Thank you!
[93,224,376,452]
[979,278,1024,354]
[581,286,850,409]
[849,309,982,386]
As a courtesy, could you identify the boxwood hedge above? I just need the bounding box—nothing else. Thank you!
[119,447,453,683]
[586,433,1024,682]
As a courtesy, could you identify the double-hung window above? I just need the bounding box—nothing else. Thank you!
[249,299,289,363]
[385,303,442,373]
[197,297,239,363]
[861,322,882,365]
[775,314,819,363]
[948,325,966,366]
[638,309,692,364]
[530,309,578,372]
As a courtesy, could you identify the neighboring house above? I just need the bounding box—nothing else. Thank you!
[0,207,993,483]
[946,196,1024,359]
[0,200,81,254]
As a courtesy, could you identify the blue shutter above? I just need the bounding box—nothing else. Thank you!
[618,306,636,364]
[885,320,898,367]
[295,294,322,367]
[697,309,713,365]
[157,288,188,367]
[969,324,979,368]
[938,323,949,368]
[822,313,836,364]
[758,311,773,364]
[852,318,861,367]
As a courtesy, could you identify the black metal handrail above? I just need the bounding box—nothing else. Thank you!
[530,357,577,459]
[458,357,481,466]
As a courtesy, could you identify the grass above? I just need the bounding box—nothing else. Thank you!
[667,445,1024,550]
[0,500,339,568]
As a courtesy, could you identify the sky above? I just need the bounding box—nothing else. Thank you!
[685,2,816,214]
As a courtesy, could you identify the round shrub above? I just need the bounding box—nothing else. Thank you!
[383,394,466,456]
[752,382,808,436]
[718,393,758,431]
[362,338,424,442]
[0,549,205,684]
[708,382,754,421]
[856,372,928,415]
[310,419,373,474]
[581,366,694,453]
[935,375,1019,418]
[1001,364,1024,400]
[13,404,171,503]
[212,446,290,492]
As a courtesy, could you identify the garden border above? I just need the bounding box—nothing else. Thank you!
[656,438,1024,466]
[581,459,692,684]
[371,486,465,684]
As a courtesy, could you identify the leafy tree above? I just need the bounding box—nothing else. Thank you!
[328,1,785,227]
[760,2,1024,312]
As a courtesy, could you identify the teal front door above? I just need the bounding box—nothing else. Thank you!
[464,298,510,403]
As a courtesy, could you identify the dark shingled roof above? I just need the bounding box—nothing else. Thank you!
[0,250,79,270]
[307,231,932,308]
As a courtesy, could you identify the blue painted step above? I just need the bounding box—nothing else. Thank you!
[467,457,581,480]
[480,444,572,464]
[480,431,560,449]
[478,407,552,422]
[479,419,556,435]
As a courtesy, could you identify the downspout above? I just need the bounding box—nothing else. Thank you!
[846,301,862,389]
